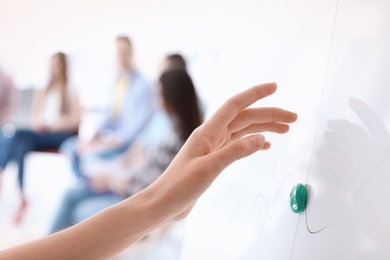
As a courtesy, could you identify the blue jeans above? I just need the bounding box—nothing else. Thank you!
[50,182,123,233]
[0,129,75,189]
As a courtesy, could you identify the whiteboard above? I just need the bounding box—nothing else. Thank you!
[180,0,390,259]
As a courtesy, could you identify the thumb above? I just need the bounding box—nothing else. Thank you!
[207,134,266,174]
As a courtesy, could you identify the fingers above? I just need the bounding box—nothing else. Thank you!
[259,141,271,150]
[206,134,266,174]
[228,107,297,134]
[211,83,277,126]
[231,122,290,140]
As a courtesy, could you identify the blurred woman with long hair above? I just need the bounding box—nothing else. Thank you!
[50,69,202,233]
[0,52,80,224]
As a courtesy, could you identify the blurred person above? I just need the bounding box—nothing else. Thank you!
[162,53,187,71]
[0,67,16,124]
[61,35,154,179]
[50,69,202,234]
[0,83,297,260]
[50,53,191,233]
[0,52,80,224]
[0,67,16,195]
[162,53,206,118]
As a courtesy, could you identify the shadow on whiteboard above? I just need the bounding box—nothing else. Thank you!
[315,97,390,251]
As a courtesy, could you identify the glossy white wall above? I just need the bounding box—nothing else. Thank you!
[181,0,390,259]
[292,0,390,258]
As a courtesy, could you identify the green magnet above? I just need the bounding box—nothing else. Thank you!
[289,183,307,213]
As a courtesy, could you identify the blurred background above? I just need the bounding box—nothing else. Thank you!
[4,0,385,259]
[0,0,250,258]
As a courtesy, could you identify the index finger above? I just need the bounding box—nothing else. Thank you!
[211,82,278,126]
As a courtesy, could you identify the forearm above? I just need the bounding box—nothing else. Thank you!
[0,189,170,260]
[31,90,43,124]
[89,138,122,153]
[50,115,79,132]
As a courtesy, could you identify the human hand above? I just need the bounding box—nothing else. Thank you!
[121,141,147,167]
[90,174,129,195]
[32,120,47,133]
[77,140,94,155]
[145,82,298,222]
[89,175,111,193]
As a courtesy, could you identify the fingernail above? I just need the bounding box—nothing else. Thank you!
[253,135,264,148]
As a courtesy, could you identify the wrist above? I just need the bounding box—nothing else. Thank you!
[105,193,168,249]
[130,184,174,227]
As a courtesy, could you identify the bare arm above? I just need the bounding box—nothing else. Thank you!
[31,89,45,129]
[0,83,297,260]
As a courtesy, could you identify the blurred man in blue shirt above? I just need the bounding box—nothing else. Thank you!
[62,36,154,178]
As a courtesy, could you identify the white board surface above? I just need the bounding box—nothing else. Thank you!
[181,0,390,259]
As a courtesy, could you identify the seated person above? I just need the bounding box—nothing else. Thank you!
[0,52,80,224]
[61,36,154,179]
[0,66,16,195]
[50,69,202,233]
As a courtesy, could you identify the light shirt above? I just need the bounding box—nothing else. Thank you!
[42,88,61,125]
[41,86,75,125]
[100,70,154,145]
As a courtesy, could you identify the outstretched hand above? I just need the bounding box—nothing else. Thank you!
[0,83,297,260]
[146,82,298,221]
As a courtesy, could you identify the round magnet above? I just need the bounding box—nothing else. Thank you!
[289,183,307,213]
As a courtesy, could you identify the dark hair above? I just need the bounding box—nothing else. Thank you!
[165,54,187,71]
[116,35,132,47]
[160,70,202,141]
